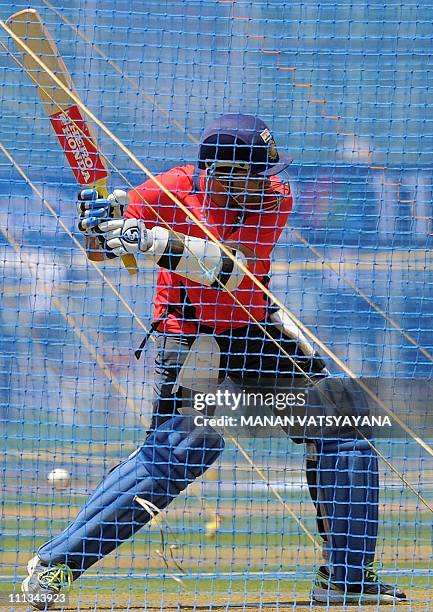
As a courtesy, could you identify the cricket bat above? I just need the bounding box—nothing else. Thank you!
[6,9,138,274]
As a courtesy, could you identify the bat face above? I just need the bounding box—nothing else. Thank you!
[50,104,108,187]
[7,10,109,189]
[6,9,138,272]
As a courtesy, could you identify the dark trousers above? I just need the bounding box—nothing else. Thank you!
[149,322,379,583]
[150,320,325,431]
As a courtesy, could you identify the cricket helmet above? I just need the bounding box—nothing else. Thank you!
[198,113,292,176]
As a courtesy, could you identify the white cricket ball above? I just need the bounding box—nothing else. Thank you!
[47,468,71,491]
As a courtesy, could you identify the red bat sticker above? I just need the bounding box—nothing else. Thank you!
[50,104,108,185]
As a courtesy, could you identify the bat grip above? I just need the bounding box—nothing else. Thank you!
[85,182,138,275]
[120,253,139,274]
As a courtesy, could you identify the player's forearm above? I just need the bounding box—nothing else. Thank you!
[98,218,248,290]
[145,226,248,290]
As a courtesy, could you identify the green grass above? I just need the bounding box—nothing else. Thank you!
[2,482,432,609]
[0,574,429,612]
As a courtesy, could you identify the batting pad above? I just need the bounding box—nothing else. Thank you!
[37,415,224,576]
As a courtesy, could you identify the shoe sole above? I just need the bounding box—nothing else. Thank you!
[313,586,406,604]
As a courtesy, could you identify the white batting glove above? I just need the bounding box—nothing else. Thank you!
[97,218,153,256]
[107,189,128,217]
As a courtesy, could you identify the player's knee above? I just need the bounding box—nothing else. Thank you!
[139,414,225,484]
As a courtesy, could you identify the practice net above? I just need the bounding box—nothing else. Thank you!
[0,1,432,610]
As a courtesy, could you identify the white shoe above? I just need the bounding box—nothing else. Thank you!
[21,555,73,610]
[312,564,407,604]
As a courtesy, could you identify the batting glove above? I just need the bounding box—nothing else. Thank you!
[97,218,153,256]
[77,188,128,233]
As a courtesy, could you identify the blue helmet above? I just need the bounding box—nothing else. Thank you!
[198,113,292,176]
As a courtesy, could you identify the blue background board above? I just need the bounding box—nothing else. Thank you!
[0,0,431,418]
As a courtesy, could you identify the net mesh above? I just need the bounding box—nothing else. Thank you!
[0,1,432,610]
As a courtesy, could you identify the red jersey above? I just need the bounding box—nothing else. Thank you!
[125,164,292,334]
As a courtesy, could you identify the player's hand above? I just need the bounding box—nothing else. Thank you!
[97,218,153,256]
[77,188,128,233]
[77,189,110,233]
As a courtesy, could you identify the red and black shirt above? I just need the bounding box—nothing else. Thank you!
[125,164,292,334]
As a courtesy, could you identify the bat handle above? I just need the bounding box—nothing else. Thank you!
[121,253,138,275]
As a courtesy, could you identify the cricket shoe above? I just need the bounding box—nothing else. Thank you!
[21,555,73,610]
[312,563,407,604]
